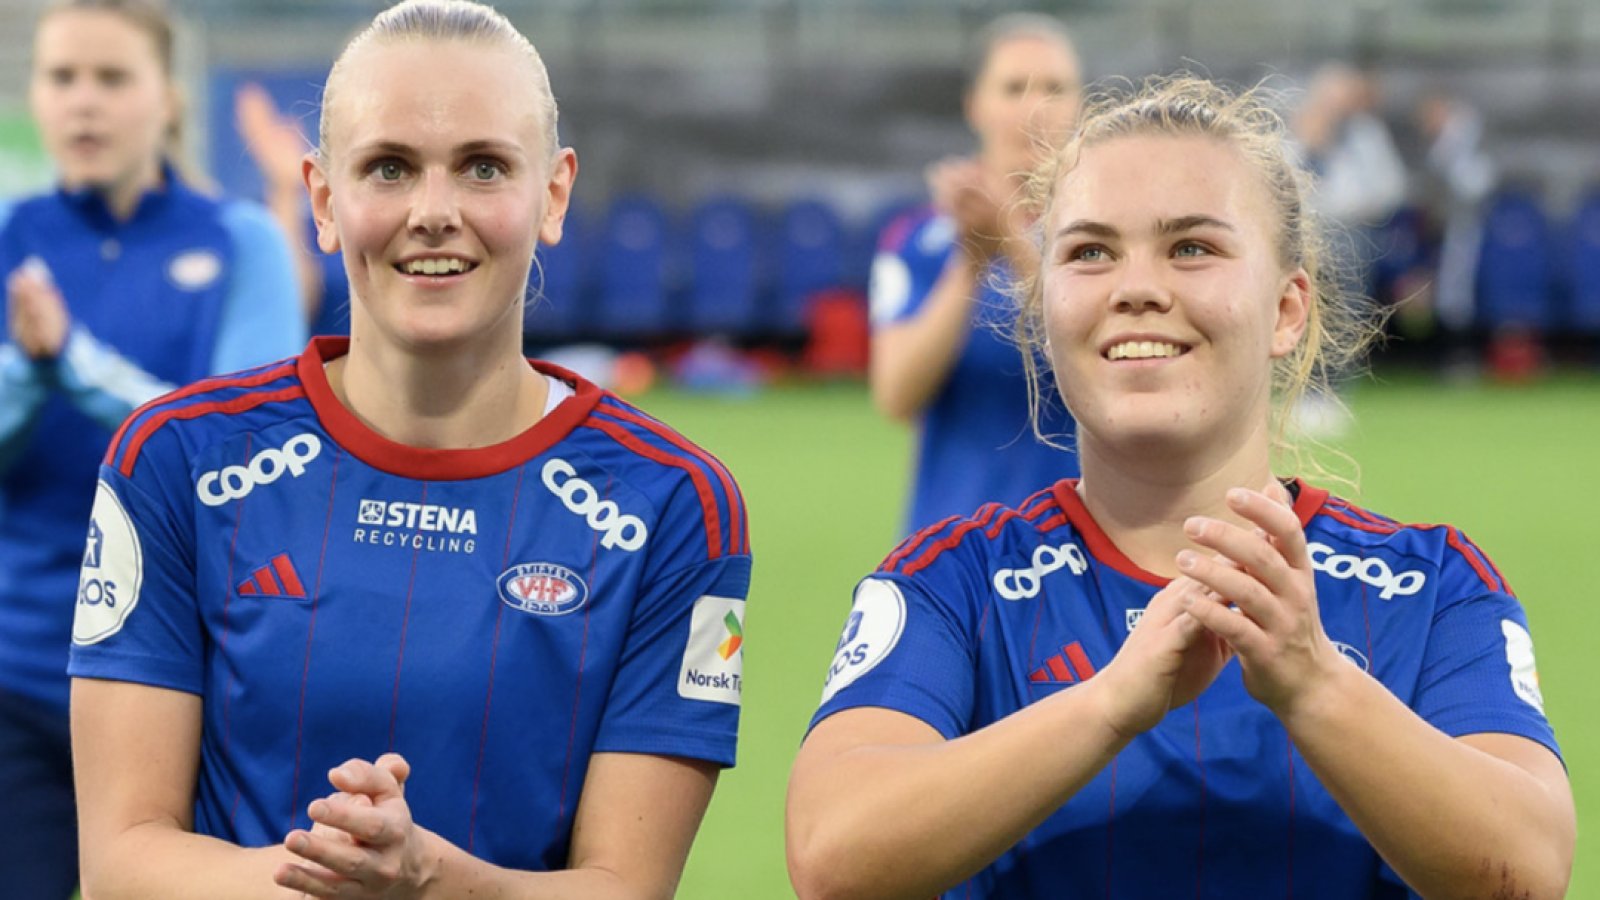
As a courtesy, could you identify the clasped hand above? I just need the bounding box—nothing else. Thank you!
[275,753,438,899]
[1096,482,1346,739]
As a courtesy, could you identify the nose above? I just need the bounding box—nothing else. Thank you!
[1108,252,1172,315]
[408,168,461,237]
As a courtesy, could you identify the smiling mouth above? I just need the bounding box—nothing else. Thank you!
[395,258,478,277]
[1104,340,1190,361]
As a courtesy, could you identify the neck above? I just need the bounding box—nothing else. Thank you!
[1075,421,1278,579]
[329,324,546,450]
[100,157,165,222]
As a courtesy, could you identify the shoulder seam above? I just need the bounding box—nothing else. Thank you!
[576,414,733,561]
[106,361,299,469]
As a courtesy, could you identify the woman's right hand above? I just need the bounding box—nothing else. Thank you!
[1090,576,1233,740]
[926,157,1010,262]
[7,258,69,360]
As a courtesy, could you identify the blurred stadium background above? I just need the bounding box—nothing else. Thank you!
[2,0,1596,895]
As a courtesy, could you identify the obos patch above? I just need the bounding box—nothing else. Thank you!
[1501,619,1545,713]
[73,480,143,645]
[679,596,746,705]
[497,563,588,616]
[820,578,906,705]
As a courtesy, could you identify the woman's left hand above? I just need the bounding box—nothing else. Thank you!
[275,753,439,899]
[1174,481,1345,718]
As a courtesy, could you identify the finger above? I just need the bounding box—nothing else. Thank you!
[328,758,402,802]
[1176,549,1284,633]
[1185,514,1298,603]
[1227,487,1310,570]
[285,827,375,880]
[1181,589,1267,658]
[273,862,349,898]
[308,793,400,846]
[373,752,411,789]
[1137,576,1205,630]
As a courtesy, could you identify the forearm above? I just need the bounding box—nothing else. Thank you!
[869,256,980,421]
[84,821,300,900]
[1284,663,1572,899]
[789,685,1130,900]
[420,833,670,900]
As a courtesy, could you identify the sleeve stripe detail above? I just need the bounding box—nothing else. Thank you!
[117,385,307,477]
[1320,506,1509,595]
[1442,525,1509,594]
[895,497,1061,578]
[579,417,724,560]
[592,399,747,555]
[1326,497,1401,529]
[104,361,298,468]
[1320,506,1400,535]
[881,512,971,572]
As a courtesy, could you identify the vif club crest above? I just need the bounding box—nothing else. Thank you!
[497,562,589,616]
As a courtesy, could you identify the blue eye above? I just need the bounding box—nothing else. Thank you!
[468,159,507,181]
[1071,245,1107,262]
[1174,242,1209,258]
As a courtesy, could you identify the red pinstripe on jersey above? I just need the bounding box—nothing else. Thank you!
[592,399,748,555]
[1321,498,1509,594]
[104,361,297,470]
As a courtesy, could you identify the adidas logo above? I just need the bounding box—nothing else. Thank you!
[238,553,307,599]
[1028,641,1097,685]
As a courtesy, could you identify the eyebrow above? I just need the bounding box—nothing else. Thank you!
[348,138,525,158]
[1053,215,1236,241]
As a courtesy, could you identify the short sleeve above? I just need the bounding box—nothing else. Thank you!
[591,554,752,767]
[1413,588,1559,760]
[808,574,976,740]
[67,461,204,695]
[868,214,953,328]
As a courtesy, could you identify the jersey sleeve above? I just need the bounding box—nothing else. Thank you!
[67,431,205,696]
[868,213,953,329]
[591,475,753,767]
[808,570,978,741]
[0,340,50,473]
[1411,533,1559,760]
[54,324,176,431]
[212,201,307,373]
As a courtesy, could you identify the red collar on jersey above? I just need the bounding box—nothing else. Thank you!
[297,336,603,480]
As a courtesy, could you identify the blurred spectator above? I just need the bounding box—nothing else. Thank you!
[1415,92,1497,371]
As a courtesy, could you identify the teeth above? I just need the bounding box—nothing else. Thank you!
[402,258,468,275]
[1107,341,1183,360]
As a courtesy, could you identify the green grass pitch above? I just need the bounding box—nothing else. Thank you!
[645,373,1600,899]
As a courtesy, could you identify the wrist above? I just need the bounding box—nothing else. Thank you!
[1274,648,1363,733]
[1077,669,1145,749]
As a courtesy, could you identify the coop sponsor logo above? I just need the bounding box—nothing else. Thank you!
[542,458,647,551]
[196,434,321,506]
[1306,542,1426,600]
[993,542,1088,601]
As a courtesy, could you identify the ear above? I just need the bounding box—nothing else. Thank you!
[536,148,579,247]
[1269,267,1312,358]
[303,153,340,254]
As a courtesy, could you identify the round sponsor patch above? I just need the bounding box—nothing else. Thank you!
[73,480,144,645]
[867,254,912,325]
[820,578,906,705]
[1501,619,1544,713]
[167,249,223,291]
[497,562,589,616]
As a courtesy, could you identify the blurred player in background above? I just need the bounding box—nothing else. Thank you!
[869,14,1082,535]
[788,76,1573,899]
[0,1,302,896]
[235,80,354,338]
[69,1,751,897]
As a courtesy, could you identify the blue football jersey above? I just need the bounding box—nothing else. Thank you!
[69,337,752,871]
[812,480,1557,899]
[869,207,1078,535]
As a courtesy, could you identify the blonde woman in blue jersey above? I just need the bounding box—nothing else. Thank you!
[1,2,302,896]
[70,2,751,898]
[789,77,1573,899]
